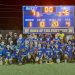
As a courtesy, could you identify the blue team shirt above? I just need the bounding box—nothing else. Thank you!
[4,48,12,59]
[0,45,3,56]
[38,48,43,58]
[65,45,73,54]
[53,47,61,58]
[17,38,25,45]
[54,37,60,44]
[45,48,53,58]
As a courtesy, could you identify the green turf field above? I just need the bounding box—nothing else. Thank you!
[0,63,75,75]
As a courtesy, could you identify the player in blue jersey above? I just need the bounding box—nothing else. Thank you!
[0,41,6,65]
[9,41,15,51]
[45,43,53,62]
[50,40,54,49]
[73,44,75,61]
[12,49,18,64]
[34,40,38,48]
[14,41,23,64]
[0,43,4,65]
[64,40,73,62]
[9,41,15,63]
[5,45,12,64]
[20,42,29,64]
[53,44,61,63]
[27,44,35,63]
[60,40,65,49]
[17,34,24,46]
[59,40,65,61]
[45,34,52,43]
[15,42,21,54]
[37,42,44,63]
[53,34,60,44]
[25,38,29,48]
[39,34,44,43]
[39,41,47,63]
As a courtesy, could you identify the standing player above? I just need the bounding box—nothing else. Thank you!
[17,34,24,46]
[58,31,65,41]
[45,34,52,43]
[39,34,44,43]
[50,40,54,49]
[53,34,60,44]
[25,38,29,49]
[33,34,38,48]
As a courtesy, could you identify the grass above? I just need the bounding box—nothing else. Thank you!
[0,63,75,75]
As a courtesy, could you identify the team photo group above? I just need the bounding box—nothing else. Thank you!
[0,31,74,65]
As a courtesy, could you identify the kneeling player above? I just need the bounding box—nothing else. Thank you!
[21,46,28,64]
[64,40,73,62]
[45,43,53,63]
[27,44,35,63]
[53,44,61,63]
[0,45,3,65]
[5,45,12,64]
[37,42,43,64]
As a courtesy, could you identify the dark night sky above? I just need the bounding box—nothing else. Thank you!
[0,0,74,30]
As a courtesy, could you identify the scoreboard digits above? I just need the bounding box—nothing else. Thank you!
[28,21,32,27]
[31,9,40,17]
[62,9,70,16]
[43,6,54,13]
[39,21,45,28]
[51,21,59,27]
[66,21,70,27]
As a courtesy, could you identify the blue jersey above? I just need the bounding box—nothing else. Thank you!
[15,45,23,53]
[0,50,3,56]
[60,43,65,49]
[25,38,29,44]
[5,48,12,59]
[12,50,18,58]
[38,48,43,58]
[50,44,54,50]
[29,47,34,54]
[65,45,73,58]
[66,45,73,53]
[53,48,61,58]
[21,45,28,56]
[42,43,46,50]
[54,43,61,49]
[12,45,23,59]
[54,37,60,44]
[45,48,53,58]
[17,38,24,45]
[0,45,4,56]
[0,45,6,56]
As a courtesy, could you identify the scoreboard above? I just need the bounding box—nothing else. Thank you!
[23,6,74,34]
